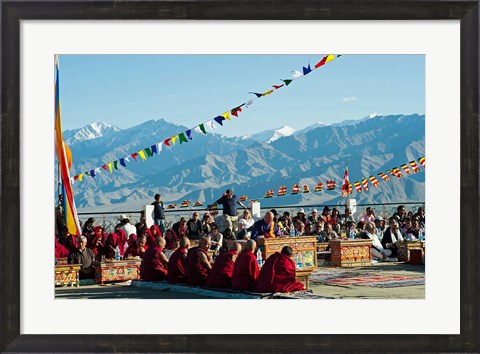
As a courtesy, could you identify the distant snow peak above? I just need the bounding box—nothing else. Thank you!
[64,121,121,144]
[248,125,297,144]
[369,113,380,118]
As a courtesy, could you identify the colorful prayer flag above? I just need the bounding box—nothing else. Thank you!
[198,124,207,134]
[54,57,81,236]
[401,164,411,175]
[314,182,324,192]
[303,185,310,193]
[214,116,225,126]
[362,178,369,191]
[278,186,287,196]
[171,135,179,145]
[178,132,188,144]
[264,189,275,198]
[107,162,113,173]
[291,184,301,194]
[341,165,350,197]
[393,167,403,178]
[291,70,303,78]
[249,92,263,98]
[369,176,380,187]
[193,201,203,207]
[167,204,177,209]
[418,156,426,168]
[180,200,191,208]
[302,64,312,75]
[231,105,244,117]
[314,55,328,68]
[354,181,362,192]
[138,150,147,161]
[281,79,292,86]
[327,180,336,190]
[378,172,390,181]
[221,112,231,121]
[239,195,248,201]
[262,89,274,96]
[409,160,421,173]
[273,84,284,89]
[348,183,353,194]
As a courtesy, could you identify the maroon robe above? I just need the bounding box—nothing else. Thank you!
[206,250,238,289]
[116,229,128,256]
[232,250,260,291]
[167,247,188,283]
[255,252,305,293]
[165,229,179,250]
[104,232,119,259]
[124,243,148,259]
[186,246,210,286]
[141,245,168,281]
[55,235,70,259]
[141,227,155,247]
[87,226,105,260]
[150,224,162,238]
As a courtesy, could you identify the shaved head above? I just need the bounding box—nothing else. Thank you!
[179,237,190,249]
[264,211,274,224]
[229,242,242,252]
[199,236,211,249]
[154,236,165,247]
[245,239,256,251]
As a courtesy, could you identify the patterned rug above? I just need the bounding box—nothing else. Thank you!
[310,270,424,288]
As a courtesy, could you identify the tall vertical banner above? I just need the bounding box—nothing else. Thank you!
[55,56,81,236]
[341,165,350,197]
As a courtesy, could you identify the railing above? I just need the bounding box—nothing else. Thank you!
[77,202,424,233]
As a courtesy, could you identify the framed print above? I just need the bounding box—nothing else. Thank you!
[1,1,479,352]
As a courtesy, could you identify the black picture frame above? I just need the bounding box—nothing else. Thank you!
[1,1,479,352]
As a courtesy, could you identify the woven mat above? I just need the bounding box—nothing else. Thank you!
[310,270,424,288]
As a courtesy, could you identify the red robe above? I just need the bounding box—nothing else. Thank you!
[167,247,188,283]
[141,227,155,247]
[104,232,119,259]
[124,243,148,259]
[206,250,238,289]
[150,224,162,238]
[141,245,168,281]
[255,252,305,293]
[186,246,210,286]
[232,250,259,291]
[165,229,179,250]
[55,235,70,259]
[116,229,128,256]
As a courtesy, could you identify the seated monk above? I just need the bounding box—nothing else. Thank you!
[141,237,169,281]
[104,232,119,259]
[167,237,190,283]
[87,226,106,261]
[141,226,155,247]
[124,235,148,259]
[55,234,69,259]
[150,224,162,239]
[251,211,281,239]
[232,239,260,291]
[206,242,242,289]
[255,246,305,293]
[186,236,213,286]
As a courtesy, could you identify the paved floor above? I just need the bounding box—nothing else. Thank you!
[55,262,424,300]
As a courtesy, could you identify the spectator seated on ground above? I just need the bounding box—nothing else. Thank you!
[172,217,188,239]
[381,219,404,257]
[187,212,204,240]
[206,242,242,289]
[164,228,180,250]
[251,211,281,239]
[294,220,306,236]
[318,222,338,242]
[361,222,396,262]
[237,209,255,239]
[304,222,317,236]
[232,239,260,292]
[208,224,223,255]
[141,237,168,281]
[68,235,96,279]
[186,236,213,286]
[167,237,190,284]
[255,246,305,293]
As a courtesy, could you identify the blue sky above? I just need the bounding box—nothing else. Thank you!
[58,54,424,137]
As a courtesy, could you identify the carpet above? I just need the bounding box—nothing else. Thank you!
[310,270,424,288]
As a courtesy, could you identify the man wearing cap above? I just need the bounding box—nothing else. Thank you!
[292,209,307,226]
[151,194,166,234]
[210,189,247,235]
[307,209,319,224]
[374,216,386,240]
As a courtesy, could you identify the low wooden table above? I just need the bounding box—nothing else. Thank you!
[329,239,372,267]
[397,241,425,262]
[295,267,315,289]
[94,259,142,285]
[256,236,317,268]
[55,264,80,287]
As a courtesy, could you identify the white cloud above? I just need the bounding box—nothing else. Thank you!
[342,96,357,102]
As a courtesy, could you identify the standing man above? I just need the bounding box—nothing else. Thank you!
[210,189,247,235]
[151,194,166,235]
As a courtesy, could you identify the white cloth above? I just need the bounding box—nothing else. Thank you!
[365,231,391,259]
[239,217,254,230]
[122,223,137,237]
[390,229,404,244]
[209,232,223,250]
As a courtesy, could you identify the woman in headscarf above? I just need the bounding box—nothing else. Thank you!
[140,226,155,247]
[164,228,180,250]
[150,224,162,239]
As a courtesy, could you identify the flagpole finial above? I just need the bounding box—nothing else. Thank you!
[55,54,59,68]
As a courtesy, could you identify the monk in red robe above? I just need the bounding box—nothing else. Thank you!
[206,242,242,289]
[104,232,119,259]
[115,228,128,257]
[124,235,148,259]
[255,246,305,293]
[165,228,180,250]
[167,237,190,283]
[141,227,155,247]
[55,235,70,259]
[186,236,213,286]
[141,237,169,281]
[232,239,260,291]
[87,226,105,261]
[150,224,162,239]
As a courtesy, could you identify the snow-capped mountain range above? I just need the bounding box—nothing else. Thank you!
[61,114,425,211]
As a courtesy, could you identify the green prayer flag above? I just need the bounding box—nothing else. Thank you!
[281,79,293,86]
[199,124,207,135]
[179,132,188,144]
[145,147,152,157]
[113,160,118,170]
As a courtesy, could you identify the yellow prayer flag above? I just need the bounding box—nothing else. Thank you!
[325,54,335,63]
[107,162,113,173]
[138,150,147,160]
[171,135,179,145]
[221,112,231,121]
[78,173,83,182]
[262,89,274,96]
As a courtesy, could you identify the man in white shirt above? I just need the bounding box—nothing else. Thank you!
[362,222,396,261]
[119,215,136,238]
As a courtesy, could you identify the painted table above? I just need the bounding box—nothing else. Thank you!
[397,241,425,262]
[256,236,318,268]
[55,264,80,287]
[295,267,314,289]
[94,259,142,285]
[329,239,372,267]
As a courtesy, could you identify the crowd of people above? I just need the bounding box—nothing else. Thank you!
[55,188,425,292]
